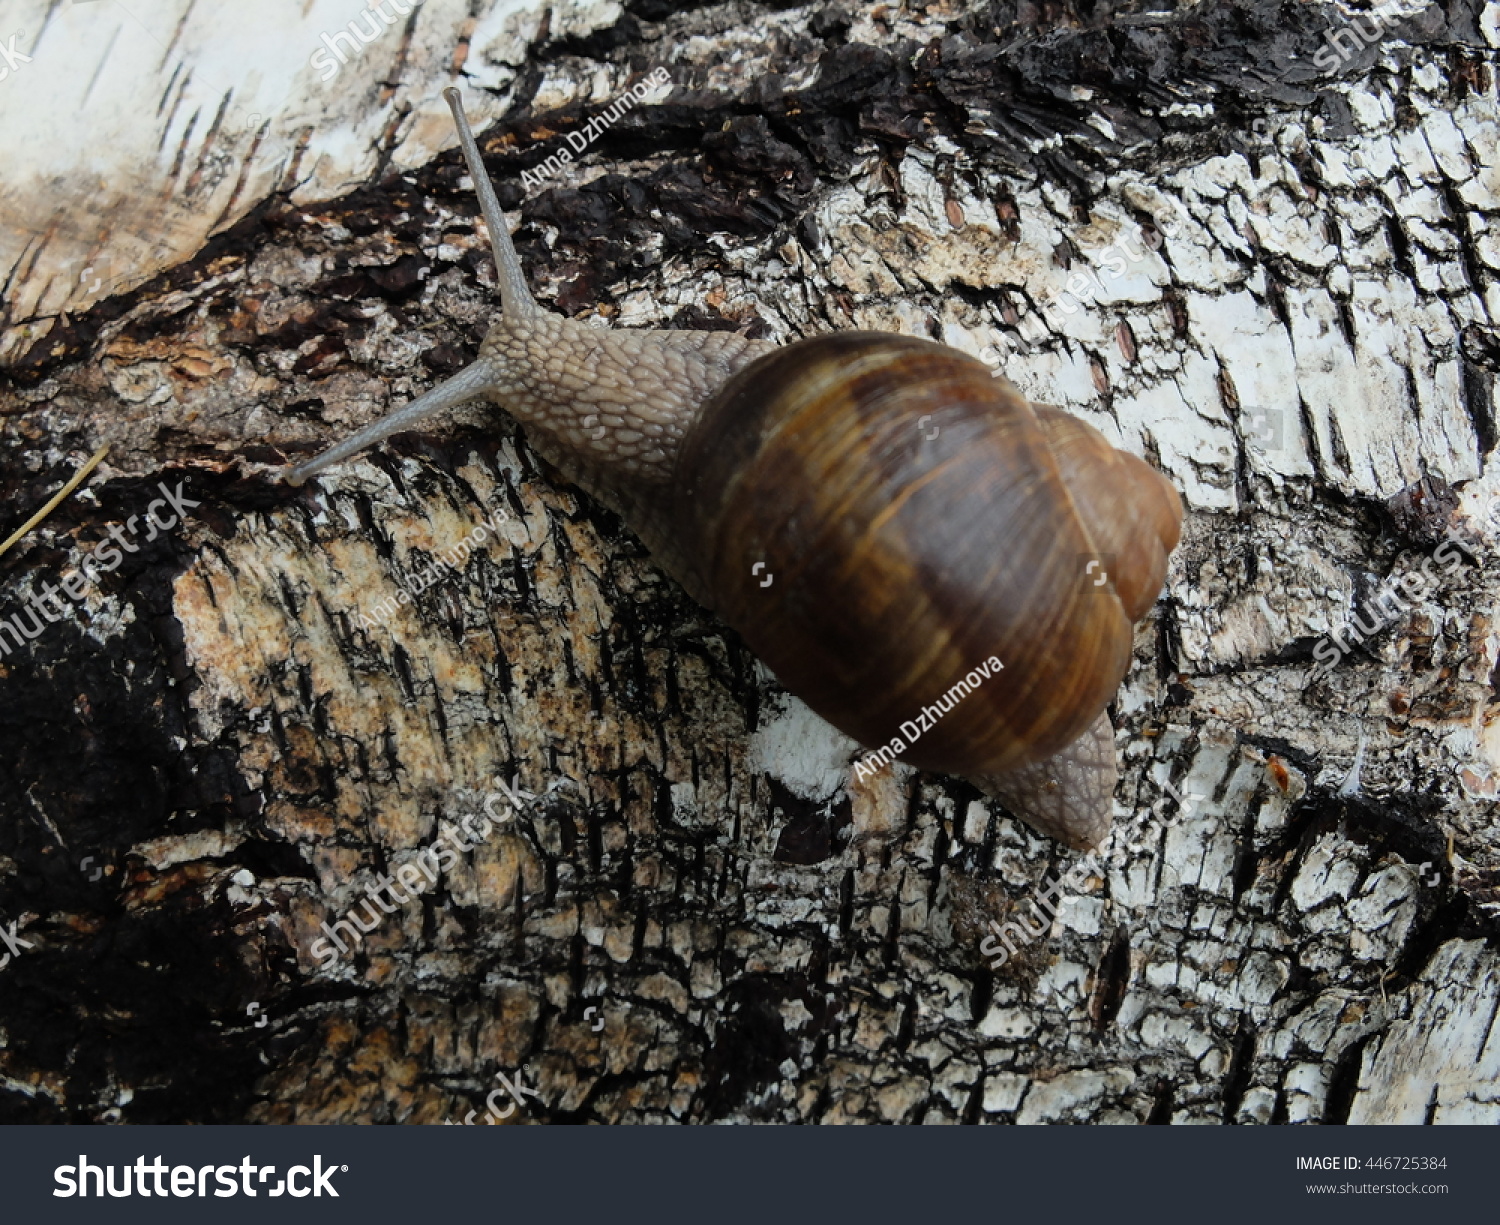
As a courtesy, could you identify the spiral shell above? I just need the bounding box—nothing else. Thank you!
[674,332,1182,782]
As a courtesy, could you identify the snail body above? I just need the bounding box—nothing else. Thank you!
[284,88,1183,851]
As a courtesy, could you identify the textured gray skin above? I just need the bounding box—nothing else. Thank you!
[972,712,1116,851]
[473,313,776,606]
[476,313,775,489]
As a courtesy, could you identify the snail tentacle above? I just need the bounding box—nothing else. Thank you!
[442,87,537,322]
[282,359,498,486]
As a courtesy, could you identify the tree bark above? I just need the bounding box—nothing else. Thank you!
[1,0,1497,1123]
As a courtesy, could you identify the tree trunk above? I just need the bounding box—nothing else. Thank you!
[1,0,1497,1123]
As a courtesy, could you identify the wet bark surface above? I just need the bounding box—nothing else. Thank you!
[0,0,1497,1123]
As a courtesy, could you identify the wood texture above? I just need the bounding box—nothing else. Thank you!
[0,0,1497,1123]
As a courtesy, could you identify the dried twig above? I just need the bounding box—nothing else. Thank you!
[0,444,110,560]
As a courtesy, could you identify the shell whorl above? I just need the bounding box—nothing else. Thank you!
[672,332,1182,785]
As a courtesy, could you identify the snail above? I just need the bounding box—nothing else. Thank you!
[282,87,1183,852]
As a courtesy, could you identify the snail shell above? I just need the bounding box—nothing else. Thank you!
[282,88,1184,851]
[676,331,1180,784]
[673,333,1181,846]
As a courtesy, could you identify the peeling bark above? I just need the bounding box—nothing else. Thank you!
[1,0,1498,1124]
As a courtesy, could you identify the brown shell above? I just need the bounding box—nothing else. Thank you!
[673,332,1181,778]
